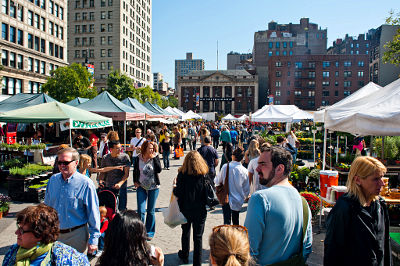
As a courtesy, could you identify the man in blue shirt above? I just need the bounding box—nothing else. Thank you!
[197,136,219,185]
[210,125,221,149]
[244,145,312,265]
[45,147,101,254]
[230,127,238,149]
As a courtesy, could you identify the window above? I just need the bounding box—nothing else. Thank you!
[308,71,315,78]
[82,12,87,20]
[75,50,80,58]
[82,25,86,33]
[276,42,280,48]
[322,61,330,68]
[295,62,302,69]
[89,37,94,45]
[322,91,329,97]
[60,7,63,20]
[289,50,293,55]
[108,36,112,45]
[75,25,80,33]
[100,24,105,32]
[60,27,63,39]
[358,71,364,77]
[322,100,329,106]
[294,71,301,78]
[308,62,316,68]
[322,81,330,86]
[34,36,39,51]
[275,81,281,87]
[1,50,8,66]
[275,90,281,96]
[100,36,105,45]
[335,81,339,87]
[49,21,54,34]
[28,57,33,71]
[344,81,351,87]
[294,91,301,96]
[323,71,329,78]
[49,0,53,13]
[344,71,352,77]
[34,14,40,29]
[89,24,94,32]
[28,10,33,26]
[17,54,23,69]
[40,38,45,53]
[283,42,287,48]
[40,17,46,31]
[101,49,106,57]
[75,13,80,21]
[81,49,87,58]
[108,0,112,6]
[101,11,106,19]
[27,33,33,48]
[75,37,80,46]
[344,91,351,96]
[17,6,23,21]
[55,3,58,17]
[108,62,112,70]
[344,61,351,67]
[308,81,315,87]
[101,0,105,6]
[2,0,8,14]
[108,49,112,57]
[268,42,273,49]
[359,81,365,87]
[276,51,280,56]
[358,61,364,67]
[108,24,112,32]
[275,100,280,105]
[55,24,59,36]
[1,23,8,40]
[275,61,282,67]
[89,12,94,20]
[108,11,112,19]
[75,0,80,8]
[268,51,272,56]
[89,0,94,6]
[54,44,58,57]
[82,37,87,45]
[283,50,287,56]
[275,71,281,77]
[335,90,338,96]
[9,4,15,17]
[40,61,45,74]
[289,41,293,48]
[100,62,105,70]
[34,59,40,73]
[9,26,15,42]
[308,91,315,97]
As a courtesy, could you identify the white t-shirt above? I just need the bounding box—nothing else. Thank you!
[130,137,145,157]
[248,156,265,194]
[287,134,297,148]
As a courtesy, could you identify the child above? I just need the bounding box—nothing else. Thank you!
[159,133,172,170]
[97,206,109,257]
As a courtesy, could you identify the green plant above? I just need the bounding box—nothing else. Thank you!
[29,143,46,150]
[18,145,29,152]
[2,158,23,169]
[8,143,20,150]
[308,169,320,182]
[374,137,399,161]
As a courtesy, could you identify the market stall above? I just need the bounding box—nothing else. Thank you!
[221,114,237,121]
[0,93,57,113]
[66,97,89,107]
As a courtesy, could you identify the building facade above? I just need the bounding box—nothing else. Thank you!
[153,72,168,92]
[327,33,370,55]
[253,18,327,108]
[177,70,258,115]
[67,0,152,89]
[175,52,204,89]
[227,52,253,70]
[268,54,369,110]
[1,0,67,94]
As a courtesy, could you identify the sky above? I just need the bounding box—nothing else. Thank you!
[152,0,399,88]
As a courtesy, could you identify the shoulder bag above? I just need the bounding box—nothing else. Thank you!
[266,196,309,266]
[203,175,219,208]
[216,156,229,205]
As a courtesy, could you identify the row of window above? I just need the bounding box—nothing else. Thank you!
[75,0,113,8]
[2,77,42,95]
[275,70,365,78]
[275,80,362,88]
[350,43,369,48]
[121,64,150,82]
[275,90,352,98]
[268,41,294,49]
[268,50,293,56]
[74,11,112,21]
[48,0,63,19]
[275,61,365,68]
[74,49,112,58]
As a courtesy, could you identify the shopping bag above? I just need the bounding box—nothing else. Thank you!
[175,146,184,158]
[162,194,187,228]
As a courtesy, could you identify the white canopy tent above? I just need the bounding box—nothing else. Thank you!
[185,110,202,120]
[221,114,237,121]
[314,82,382,123]
[237,114,249,121]
[164,107,183,120]
[172,107,194,120]
[251,105,313,122]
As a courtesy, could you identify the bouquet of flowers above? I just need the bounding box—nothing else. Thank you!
[300,192,321,217]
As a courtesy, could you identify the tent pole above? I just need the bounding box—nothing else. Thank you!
[382,137,384,161]
[69,119,72,147]
[144,114,147,133]
[322,128,327,170]
[124,120,127,151]
[336,135,339,164]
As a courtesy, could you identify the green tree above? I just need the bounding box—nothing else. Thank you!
[42,63,97,102]
[105,70,139,100]
[167,96,178,108]
[383,10,400,66]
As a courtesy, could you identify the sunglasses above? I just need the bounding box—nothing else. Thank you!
[16,223,33,235]
[212,224,248,235]
[57,160,75,166]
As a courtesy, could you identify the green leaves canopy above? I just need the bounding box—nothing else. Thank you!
[383,10,400,66]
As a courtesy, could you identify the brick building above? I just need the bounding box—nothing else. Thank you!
[177,70,258,115]
[268,54,369,110]
[327,33,370,55]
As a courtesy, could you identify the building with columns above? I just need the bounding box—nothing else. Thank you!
[177,70,258,115]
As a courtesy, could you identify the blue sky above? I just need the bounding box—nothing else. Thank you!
[152,0,399,88]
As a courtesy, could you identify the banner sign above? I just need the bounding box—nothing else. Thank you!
[268,95,274,105]
[199,97,234,101]
[196,93,200,107]
[60,120,112,131]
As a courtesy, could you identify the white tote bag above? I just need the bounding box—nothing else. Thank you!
[162,194,187,228]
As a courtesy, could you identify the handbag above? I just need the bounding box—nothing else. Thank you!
[203,176,219,208]
[162,193,187,228]
[174,145,184,158]
[216,159,229,205]
[266,196,309,266]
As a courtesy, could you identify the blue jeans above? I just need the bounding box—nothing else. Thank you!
[137,186,159,238]
[162,150,170,168]
[118,183,127,211]
[98,232,105,250]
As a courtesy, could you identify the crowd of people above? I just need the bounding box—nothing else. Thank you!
[2,120,393,266]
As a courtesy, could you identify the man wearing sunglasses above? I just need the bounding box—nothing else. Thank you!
[44,147,101,255]
[244,145,312,265]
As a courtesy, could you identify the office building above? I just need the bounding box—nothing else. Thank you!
[68,0,152,89]
[253,18,327,107]
[268,54,369,110]
[175,52,204,89]
[227,52,253,70]
[153,72,168,92]
[1,0,68,94]
[177,69,258,115]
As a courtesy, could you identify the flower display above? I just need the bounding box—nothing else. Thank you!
[300,192,321,217]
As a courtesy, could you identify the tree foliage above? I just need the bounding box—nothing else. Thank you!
[41,63,97,103]
[383,10,400,66]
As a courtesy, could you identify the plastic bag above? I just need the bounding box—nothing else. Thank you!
[162,194,187,228]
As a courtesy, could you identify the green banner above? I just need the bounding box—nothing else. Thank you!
[72,120,112,129]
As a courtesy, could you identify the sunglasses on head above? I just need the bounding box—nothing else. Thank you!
[212,224,248,235]
[57,160,75,166]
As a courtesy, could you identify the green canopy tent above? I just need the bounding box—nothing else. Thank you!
[66,97,89,107]
[0,101,113,145]
[0,93,57,113]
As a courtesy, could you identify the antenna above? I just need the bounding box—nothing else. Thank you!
[217,40,219,71]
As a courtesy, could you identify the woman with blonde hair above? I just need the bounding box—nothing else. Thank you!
[78,154,124,178]
[243,139,260,168]
[209,225,253,266]
[173,151,209,266]
[324,156,391,266]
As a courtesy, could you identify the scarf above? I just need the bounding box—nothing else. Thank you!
[15,243,53,266]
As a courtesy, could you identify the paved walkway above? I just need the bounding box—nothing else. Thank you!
[0,145,324,265]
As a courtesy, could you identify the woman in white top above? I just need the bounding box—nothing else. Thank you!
[214,147,249,225]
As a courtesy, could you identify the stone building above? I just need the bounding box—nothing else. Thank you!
[1,0,67,94]
[177,70,258,115]
[175,52,204,89]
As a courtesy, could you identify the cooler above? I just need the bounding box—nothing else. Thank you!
[320,170,339,198]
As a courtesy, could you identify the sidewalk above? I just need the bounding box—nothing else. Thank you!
[0,145,325,265]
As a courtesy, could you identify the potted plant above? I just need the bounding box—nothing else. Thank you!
[0,143,8,151]
[18,145,29,152]
[0,194,11,217]
[9,143,20,152]
[300,192,321,218]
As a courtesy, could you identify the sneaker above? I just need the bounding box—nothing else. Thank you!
[178,250,189,264]
[95,250,103,257]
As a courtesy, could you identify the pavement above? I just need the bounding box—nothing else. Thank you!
[0,145,325,265]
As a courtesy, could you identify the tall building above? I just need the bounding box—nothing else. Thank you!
[153,72,168,92]
[327,34,370,55]
[68,0,152,90]
[369,25,400,87]
[253,18,327,108]
[227,52,252,70]
[177,70,258,115]
[1,0,68,94]
[268,54,369,110]
[175,52,204,89]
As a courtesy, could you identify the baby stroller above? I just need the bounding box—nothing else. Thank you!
[97,188,118,221]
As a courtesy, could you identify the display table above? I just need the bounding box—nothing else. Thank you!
[382,196,400,205]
